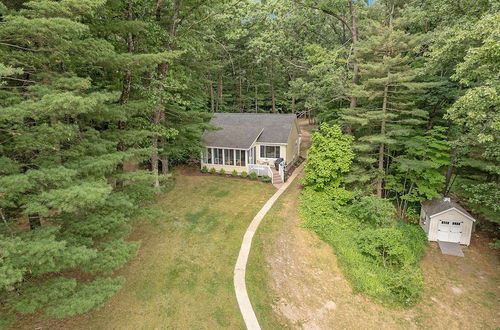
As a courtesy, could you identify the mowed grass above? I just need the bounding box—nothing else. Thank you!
[18,171,275,329]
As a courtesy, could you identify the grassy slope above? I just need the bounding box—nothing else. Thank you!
[246,186,295,329]
[246,176,500,329]
[17,171,275,329]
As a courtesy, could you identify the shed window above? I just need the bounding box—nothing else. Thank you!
[452,222,462,226]
[260,145,280,158]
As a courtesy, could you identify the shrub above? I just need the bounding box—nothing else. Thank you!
[241,171,248,178]
[357,227,415,267]
[218,168,225,175]
[209,167,217,174]
[201,166,208,173]
[346,195,395,227]
[300,188,426,307]
[262,175,271,183]
[303,123,354,190]
[231,170,238,177]
[249,172,257,180]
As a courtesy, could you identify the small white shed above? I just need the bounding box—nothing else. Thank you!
[420,197,476,246]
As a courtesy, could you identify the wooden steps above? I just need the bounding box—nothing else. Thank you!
[271,167,282,185]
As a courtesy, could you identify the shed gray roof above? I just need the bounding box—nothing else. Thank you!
[202,113,297,149]
[422,197,476,221]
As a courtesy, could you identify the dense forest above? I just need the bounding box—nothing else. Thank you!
[0,0,498,323]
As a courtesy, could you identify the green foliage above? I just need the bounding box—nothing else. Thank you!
[231,170,238,177]
[6,276,124,318]
[241,171,248,178]
[301,188,426,306]
[201,166,208,173]
[303,123,354,189]
[44,277,124,318]
[81,240,139,275]
[346,196,395,227]
[249,172,258,180]
[262,175,271,183]
[209,167,217,175]
[218,169,226,175]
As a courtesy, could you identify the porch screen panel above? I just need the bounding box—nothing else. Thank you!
[247,147,255,165]
[206,148,212,164]
[240,149,246,166]
[213,148,223,165]
[224,149,234,165]
[235,150,246,166]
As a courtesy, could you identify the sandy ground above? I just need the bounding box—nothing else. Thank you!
[264,119,500,329]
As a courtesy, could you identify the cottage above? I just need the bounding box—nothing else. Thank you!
[420,197,476,246]
[201,113,301,184]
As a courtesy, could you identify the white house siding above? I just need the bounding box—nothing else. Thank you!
[428,209,474,246]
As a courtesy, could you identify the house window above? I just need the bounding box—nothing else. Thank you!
[247,147,255,165]
[260,145,280,158]
[206,148,213,164]
[235,150,246,166]
[213,148,223,165]
[224,149,234,165]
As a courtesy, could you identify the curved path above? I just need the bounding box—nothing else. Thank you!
[233,163,305,330]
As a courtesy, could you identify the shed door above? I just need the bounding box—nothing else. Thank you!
[438,220,462,243]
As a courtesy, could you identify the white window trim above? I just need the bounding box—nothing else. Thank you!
[201,147,248,167]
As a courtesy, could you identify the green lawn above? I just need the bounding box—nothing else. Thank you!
[18,171,275,329]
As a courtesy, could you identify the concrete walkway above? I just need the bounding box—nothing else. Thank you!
[234,163,305,330]
[438,240,464,257]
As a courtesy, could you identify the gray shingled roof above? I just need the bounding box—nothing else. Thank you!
[422,197,476,221]
[202,113,297,149]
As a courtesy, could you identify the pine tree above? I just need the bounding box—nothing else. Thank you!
[0,0,166,321]
[343,16,430,197]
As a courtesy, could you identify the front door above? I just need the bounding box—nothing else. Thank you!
[438,220,462,243]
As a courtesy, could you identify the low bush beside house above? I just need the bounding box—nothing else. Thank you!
[201,166,208,173]
[209,167,217,174]
[231,170,238,177]
[218,169,225,175]
[249,172,258,180]
[262,175,272,183]
[241,171,248,178]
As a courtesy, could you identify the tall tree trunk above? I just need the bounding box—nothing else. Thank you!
[238,76,243,111]
[347,0,359,135]
[28,214,41,230]
[209,73,215,112]
[119,2,135,104]
[377,84,389,198]
[216,73,222,112]
[270,62,276,113]
[443,148,458,195]
[152,108,162,194]
[289,71,296,113]
[150,0,180,189]
[161,153,169,176]
[254,84,258,112]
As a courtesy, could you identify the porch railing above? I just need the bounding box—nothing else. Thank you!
[248,164,274,184]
